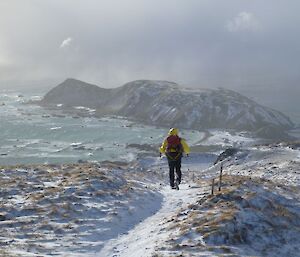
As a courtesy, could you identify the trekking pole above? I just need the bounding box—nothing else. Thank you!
[159,155,164,182]
[211,178,215,195]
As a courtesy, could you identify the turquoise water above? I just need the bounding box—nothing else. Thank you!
[0,90,204,165]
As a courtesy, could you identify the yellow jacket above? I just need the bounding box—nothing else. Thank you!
[159,128,190,155]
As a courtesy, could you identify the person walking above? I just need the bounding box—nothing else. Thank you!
[159,128,190,189]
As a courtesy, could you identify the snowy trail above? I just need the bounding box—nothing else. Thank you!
[98,182,206,257]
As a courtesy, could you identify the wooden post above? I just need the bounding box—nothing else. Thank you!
[211,178,215,195]
[219,163,223,191]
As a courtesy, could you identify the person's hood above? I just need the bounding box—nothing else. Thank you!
[168,128,179,136]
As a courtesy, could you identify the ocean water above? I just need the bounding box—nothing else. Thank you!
[0,90,205,165]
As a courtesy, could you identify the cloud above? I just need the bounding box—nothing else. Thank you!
[0,1,300,97]
[226,12,261,32]
[60,37,73,48]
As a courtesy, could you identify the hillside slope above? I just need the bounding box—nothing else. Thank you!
[100,145,300,257]
[0,142,299,256]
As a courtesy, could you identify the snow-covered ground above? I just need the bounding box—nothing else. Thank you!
[219,143,300,186]
[99,144,300,257]
[0,163,163,256]
[0,135,299,256]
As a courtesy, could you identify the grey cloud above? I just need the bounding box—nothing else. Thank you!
[0,1,299,93]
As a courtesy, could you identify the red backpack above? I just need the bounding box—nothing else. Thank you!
[166,135,183,153]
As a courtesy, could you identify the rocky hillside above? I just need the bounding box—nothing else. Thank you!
[39,79,294,133]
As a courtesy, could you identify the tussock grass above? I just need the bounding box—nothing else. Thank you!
[0,162,161,255]
[160,174,300,256]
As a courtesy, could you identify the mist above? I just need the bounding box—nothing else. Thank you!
[0,0,299,121]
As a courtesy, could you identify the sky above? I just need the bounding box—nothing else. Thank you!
[0,0,299,119]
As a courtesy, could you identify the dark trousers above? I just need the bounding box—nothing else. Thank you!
[168,157,182,187]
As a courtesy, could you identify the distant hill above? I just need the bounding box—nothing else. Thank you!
[40,79,110,108]
[39,78,294,134]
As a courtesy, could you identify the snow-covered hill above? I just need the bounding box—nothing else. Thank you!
[114,81,293,132]
[0,135,299,256]
[38,79,294,135]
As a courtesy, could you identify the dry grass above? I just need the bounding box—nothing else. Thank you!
[0,162,157,256]
[27,192,45,201]
[163,174,300,256]
[0,249,18,257]
[44,186,63,195]
[273,203,296,220]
